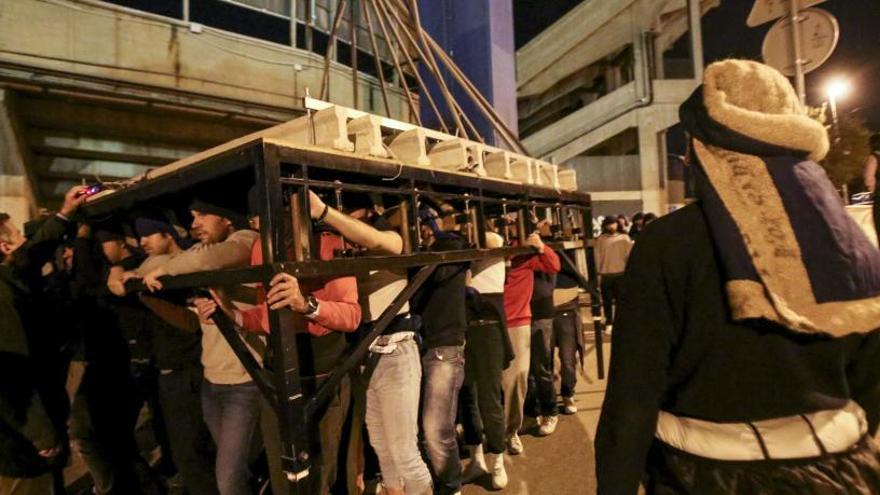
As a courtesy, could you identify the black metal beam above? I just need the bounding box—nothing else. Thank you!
[273,144,590,203]
[258,144,313,482]
[277,246,552,278]
[79,141,263,218]
[142,242,586,292]
[207,307,279,410]
[281,177,589,211]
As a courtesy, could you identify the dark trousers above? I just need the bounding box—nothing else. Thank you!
[460,322,507,454]
[873,193,880,241]
[132,363,176,477]
[529,319,557,417]
[158,367,218,495]
[600,273,625,326]
[69,360,160,495]
[554,310,581,398]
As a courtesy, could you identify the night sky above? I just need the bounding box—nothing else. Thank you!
[514,0,880,129]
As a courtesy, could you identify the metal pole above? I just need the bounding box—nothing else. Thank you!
[183,0,190,22]
[422,32,528,153]
[399,0,468,138]
[370,0,440,130]
[686,0,704,78]
[376,0,482,140]
[258,144,313,485]
[320,0,349,101]
[368,0,422,126]
[387,0,525,152]
[830,94,839,129]
[363,0,393,117]
[351,0,359,110]
[789,0,806,104]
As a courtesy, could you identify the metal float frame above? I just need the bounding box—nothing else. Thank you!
[81,138,602,491]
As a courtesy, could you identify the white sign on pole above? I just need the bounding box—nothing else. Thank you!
[747,0,826,27]
[762,8,839,77]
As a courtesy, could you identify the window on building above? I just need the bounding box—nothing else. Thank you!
[103,0,183,19]
[101,0,396,78]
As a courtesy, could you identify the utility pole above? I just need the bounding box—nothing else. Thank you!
[788,0,806,104]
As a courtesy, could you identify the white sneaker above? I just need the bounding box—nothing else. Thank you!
[486,453,508,490]
[506,433,523,455]
[461,444,488,483]
[563,396,578,415]
[537,415,558,436]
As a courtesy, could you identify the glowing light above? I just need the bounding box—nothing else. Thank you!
[826,79,851,101]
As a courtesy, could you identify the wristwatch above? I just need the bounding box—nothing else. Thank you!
[303,295,320,318]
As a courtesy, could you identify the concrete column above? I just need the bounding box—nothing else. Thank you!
[0,90,36,226]
[637,114,666,216]
[417,0,518,146]
[688,0,705,78]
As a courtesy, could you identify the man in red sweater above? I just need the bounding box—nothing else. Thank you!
[501,231,560,455]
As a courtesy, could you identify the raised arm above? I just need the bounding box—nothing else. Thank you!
[161,229,259,276]
[308,191,403,255]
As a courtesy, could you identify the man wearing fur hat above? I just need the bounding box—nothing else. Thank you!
[596,59,880,494]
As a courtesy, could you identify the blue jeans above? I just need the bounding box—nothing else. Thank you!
[201,380,261,495]
[554,310,581,398]
[366,338,432,493]
[422,345,465,495]
[529,319,557,417]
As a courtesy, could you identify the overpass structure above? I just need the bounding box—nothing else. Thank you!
[516,0,719,217]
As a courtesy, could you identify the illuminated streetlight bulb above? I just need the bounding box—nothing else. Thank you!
[826,79,851,100]
[826,78,851,135]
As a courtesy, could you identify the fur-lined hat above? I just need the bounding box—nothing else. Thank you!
[678,59,880,337]
[681,59,828,162]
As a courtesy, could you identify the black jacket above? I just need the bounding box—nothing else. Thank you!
[412,234,470,349]
[0,215,72,477]
[595,204,880,495]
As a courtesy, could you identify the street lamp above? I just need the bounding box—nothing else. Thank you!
[826,78,851,129]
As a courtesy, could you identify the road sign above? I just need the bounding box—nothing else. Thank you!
[762,8,839,77]
[747,0,826,27]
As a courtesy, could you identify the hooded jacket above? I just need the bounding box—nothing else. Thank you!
[595,60,880,495]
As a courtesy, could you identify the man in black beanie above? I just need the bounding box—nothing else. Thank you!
[111,212,218,495]
[69,218,164,495]
[140,194,259,495]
